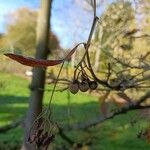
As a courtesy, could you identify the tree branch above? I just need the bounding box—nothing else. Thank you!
[69,91,150,130]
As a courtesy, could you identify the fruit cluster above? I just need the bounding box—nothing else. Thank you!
[68,78,98,94]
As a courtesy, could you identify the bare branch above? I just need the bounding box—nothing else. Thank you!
[113,57,150,70]
[69,91,150,130]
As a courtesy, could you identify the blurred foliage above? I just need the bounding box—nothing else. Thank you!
[0,7,60,56]
[93,0,135,71]
[138,0,150,34]
[99,1,134,44]
[90,0,150,73]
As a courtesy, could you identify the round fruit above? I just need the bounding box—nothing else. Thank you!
[89,81,98,90]
[68,81,79,94]
[78,81,89,92]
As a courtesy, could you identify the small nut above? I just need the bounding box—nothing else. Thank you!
[78,81,89,92]
[68,80,79,94]
[89,81,98,90]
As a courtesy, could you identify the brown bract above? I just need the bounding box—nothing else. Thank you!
[4,43,85,67]
[4,53,63,67]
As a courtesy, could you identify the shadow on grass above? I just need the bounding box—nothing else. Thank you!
[0,95,28,125]
[0,95,150,150]
[0,94,100,126]
[0,95,27,105]
[0,94,98,149]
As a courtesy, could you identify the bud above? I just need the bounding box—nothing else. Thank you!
[89,81,98,90]
[68,80,79,94]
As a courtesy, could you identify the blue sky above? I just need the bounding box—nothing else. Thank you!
[0,0,38,31]
[0,0,110,48]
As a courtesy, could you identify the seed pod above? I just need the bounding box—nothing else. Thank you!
[36,137,43,148]
[68,80,79,94]
[41,132,48,140]
[36,118,43,128]
[43,135,55,146]
[78,81,89,92]
[28,136,33,143]
[28,134,36,143]
[36,129,44,137]
[89,81,98,90]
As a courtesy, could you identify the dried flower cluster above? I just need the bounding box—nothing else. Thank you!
[28,114,58,150]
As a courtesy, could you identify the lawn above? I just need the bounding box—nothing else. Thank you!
[0,72,150,150]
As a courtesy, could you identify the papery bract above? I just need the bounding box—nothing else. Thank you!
[4,43,85,67]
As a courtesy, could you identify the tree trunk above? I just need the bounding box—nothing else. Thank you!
[22,0,52,150]
[71,51,76,68]
[94,26,103,72]
[94,46,101,72]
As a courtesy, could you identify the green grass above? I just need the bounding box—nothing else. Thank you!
[0,71,150,150]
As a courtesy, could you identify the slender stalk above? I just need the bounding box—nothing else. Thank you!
[47,62,64,115]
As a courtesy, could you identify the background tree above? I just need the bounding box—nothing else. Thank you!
[133,0,150,51]
[22,0,53,150]
[93,0,135,71]
[0,7,59,56]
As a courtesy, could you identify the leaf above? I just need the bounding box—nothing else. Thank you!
[4,53,63,67]
[4,43,85,67]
